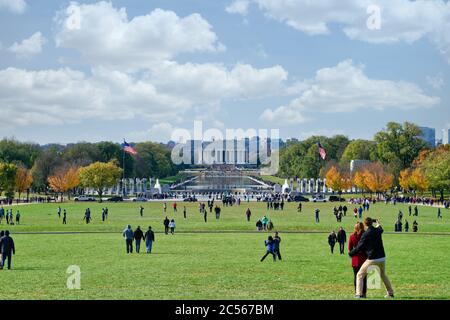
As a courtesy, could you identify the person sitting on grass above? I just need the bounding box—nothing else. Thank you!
[123,225,134,254]
[256,219,263,231]
[260,236,276,262]
[134,226,144,253]
[169,219,176,235]
[267,220,274,231]
[144,226,155,254]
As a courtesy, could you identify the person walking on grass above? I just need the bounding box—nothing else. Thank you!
[414,206,419,217]
[163,217,170,235]
[134,226,144,253]
[163,202,167,213]
[0,230,15,270]
[328,231,337,254]
[169,219,176,235]
[0,207,4,224]
[273,232,282,261]
[183,206,187,219]
[404,219,409,232]
[139,206,144,217]
[144,226,155,253]
[297,202,302,213]
[437,208,442,219]
[5,210,9,225]
[260,236,276,262]
[246,208,251,221]
[214,205,221,220]
[358,206,363,219]
[173,202,177,213]
[337,227,347,254]
[57,206,61,219]
[413,220,418,232]
[315,209,320,223]
[353,207,358,218]
[102,208,106,222]
[62,209,67,225]
[123,225,134,254]
[15,211,20,225]
[348,222,367,298]
[203,208,208,223]
[349,217,394,299]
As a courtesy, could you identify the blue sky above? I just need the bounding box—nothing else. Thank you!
[0,0,449,144]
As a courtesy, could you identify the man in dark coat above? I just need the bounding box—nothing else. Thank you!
[337,227,347,254]
[349,217,394,299]
[163,217,170,235]
[0,230,15,270]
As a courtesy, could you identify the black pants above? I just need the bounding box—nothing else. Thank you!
[126,239,133,253]
[247,215,250,221]
[63,218,66,224]
[261,250,276,262]
[329,244,335,253]
[164,226,169,234]
[353,266,367,296]
[1,252,12,269]
[135,239,141,253]
[204,214,207,223]
[339,242,345,254]
[274,249,282,260]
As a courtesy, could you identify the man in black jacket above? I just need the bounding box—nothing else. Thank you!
[349,217,394,298]
[337,227,347,254]
[0,230,15,270]
[163,217,170,235]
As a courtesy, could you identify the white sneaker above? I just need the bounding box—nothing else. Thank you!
[384,294,394,299]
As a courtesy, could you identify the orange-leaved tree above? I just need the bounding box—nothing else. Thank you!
[48,165,80,201]
[325,166,352,196]
[362,162,394,196]
[15,166,33,201]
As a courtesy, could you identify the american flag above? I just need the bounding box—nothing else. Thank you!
[317,142,327,160]
[122,140,137,155]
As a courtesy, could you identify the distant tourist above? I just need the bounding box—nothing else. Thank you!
[437,208,442,219]
[414,206,419,216]
[404,219,409,232]
[163,217,170,235]
[140,206,144,217]
[328,231,337,254]
[256,219,263,231]
[267,220,274,231]
[183,206,187,219]
[57,206,61,219]
[246,208,251,221]
[169,219,176,235]
[273,232,282,261]
[173,202,177,213]
[413,220,418,232]
[62,209,67,224]
[337,227,347,255]
[349,217,394,299]
[0,230,15,270]
[123,225,134,254]
[260,236,276,262]
[315,209,320,223]
[214,205,221,220]
[83,208,91,224]
[348,222,367,298]
[15,211,20,225]
[144,226,155,254]
[134,226,144,253]
[163,202,167,213]
[297,203,302,213]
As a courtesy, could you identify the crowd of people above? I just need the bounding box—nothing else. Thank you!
[0,207,20,225]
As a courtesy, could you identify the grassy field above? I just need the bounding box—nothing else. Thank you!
[0,201,449,300]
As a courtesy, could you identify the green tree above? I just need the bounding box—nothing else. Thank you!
[0,162,18,200]
[0,138,41,168]
[421,149,450,200]
[340,139,377,166]
[374,122,427,181]
[134,142,176,178]
[31,147,63,191]
[79,161,122,202]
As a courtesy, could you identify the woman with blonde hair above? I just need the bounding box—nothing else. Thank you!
[348,222,367,297]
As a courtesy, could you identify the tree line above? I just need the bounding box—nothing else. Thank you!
[0,140,178,199]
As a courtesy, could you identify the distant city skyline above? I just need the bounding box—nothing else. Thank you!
[1,0,449,144]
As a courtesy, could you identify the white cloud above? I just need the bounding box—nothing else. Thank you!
[426,73,445,90]
[227,0,450,62]
[8,32,46,58]
[0,0,26,14]
[128,123,175,143]
[55,1,224,70]
[261,60,440,124]
[225,0,250,15]
[148,61,288,103]
[0,67,190,126]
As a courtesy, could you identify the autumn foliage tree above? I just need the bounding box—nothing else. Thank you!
[325,166,352,196]
[48,165,80,201]
[15,166,33,201]
[362,162,394,196]
[353,171,368,196]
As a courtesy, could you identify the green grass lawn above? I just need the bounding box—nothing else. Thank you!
[0,201,449,299]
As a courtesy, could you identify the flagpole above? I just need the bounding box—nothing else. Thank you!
[122,139,126,198]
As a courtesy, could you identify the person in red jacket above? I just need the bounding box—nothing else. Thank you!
[348,222,367,297]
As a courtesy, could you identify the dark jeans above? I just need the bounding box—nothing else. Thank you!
[329,243,335,253]
[164,226,169,234]
[274,249,282,260]
[339,242,345,254]
[260,250,276,262]
[126,239,133,253]
[135,239,141,253]
[1,252,12,269]
[353,266,367,296]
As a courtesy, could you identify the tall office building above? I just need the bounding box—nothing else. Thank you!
[442,128,450,145]
[419,126,436,148]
